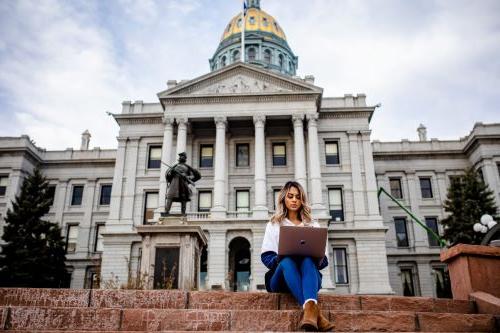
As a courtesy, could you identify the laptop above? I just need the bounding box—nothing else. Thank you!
[278,226,327,258]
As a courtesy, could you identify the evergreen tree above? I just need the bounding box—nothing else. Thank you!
[0,168,68,287]
[441,168,498,247]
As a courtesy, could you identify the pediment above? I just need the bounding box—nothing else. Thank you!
[158,63,322,98]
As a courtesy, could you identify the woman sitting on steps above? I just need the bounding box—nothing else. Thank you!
[261,181,334,332]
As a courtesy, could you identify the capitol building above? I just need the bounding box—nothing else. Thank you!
[0,0,499,296]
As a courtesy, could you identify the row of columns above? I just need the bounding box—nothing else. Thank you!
[156,113,327,218]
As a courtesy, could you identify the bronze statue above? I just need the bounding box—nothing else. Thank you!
[165,152,201,215]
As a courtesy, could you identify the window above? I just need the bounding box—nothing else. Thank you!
[232,50,240,62]
[333,248,349,284]
[273,189,280,210]
[47,185,56,206]
[66,225,79,253]
[325,141,339,165]
[248,48,256,61]
[272,143,286,166]
[432,266,452,298]
[389,178,403,199]
[221,55,227,67]
[236,143,249,167]
[262,17,269,26]
[94,224,104,252]
[71,185,84,206]
[425,217,440,247]
[249,16,255,24]
[148,146,162,169]
[236,190,250,216]
[200,144,214,168]
[237,18,242,27]
[0,176,7,196]
[394,218,409,247]
[401,268,415,296]
[143,192,158,224]
[328,188,344,222]
[264,49,271,63]
[99,185,112,205]
[278,54,284,69]
[419,177,433,198]
[198,191,212,212]
[289,61,293,72]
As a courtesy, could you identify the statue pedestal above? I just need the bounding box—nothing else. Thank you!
[440,244,500,300]
[136,217,207,290]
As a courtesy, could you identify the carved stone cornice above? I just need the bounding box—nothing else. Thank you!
[319,110,374,120]
[162,93,319,106]
[113,113,163,125]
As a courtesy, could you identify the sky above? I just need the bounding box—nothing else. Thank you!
[0,0,499,150]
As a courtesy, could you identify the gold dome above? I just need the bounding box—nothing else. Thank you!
[221,8,287,42]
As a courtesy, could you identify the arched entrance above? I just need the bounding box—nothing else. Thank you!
[228,237,251,291]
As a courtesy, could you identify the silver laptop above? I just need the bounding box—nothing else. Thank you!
[278,226,327,258]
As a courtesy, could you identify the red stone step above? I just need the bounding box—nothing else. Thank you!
[0,289,477,314]
[1,306,496,332]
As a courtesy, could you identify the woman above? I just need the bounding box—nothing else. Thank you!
[261,181,334,331]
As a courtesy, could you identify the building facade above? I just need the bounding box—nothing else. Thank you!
[0,2,499,296]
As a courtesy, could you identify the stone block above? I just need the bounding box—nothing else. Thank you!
[361,295,434,312]
[188,291,279,310]
[121,309,231,331]
[417,312,496,332]
[433,298,475,313]
[280,293,361,310]
[0,288,89,307]
[6,307,121,331]
[230,310,302,331]
[90,289,187,309]
[470,291,500,315]
[330,310,416,331]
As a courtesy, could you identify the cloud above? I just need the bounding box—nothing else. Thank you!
[0,0,499,149]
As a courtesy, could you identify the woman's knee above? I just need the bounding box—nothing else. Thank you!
[278,257,295,270]
[301,257,317,270]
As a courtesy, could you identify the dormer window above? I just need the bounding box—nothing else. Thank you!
[221,55,227,67]
[237,18,242,28]
[264,49,271,63]
[262,17,269,27]
[232,50,240,62]
[248,48,256,62]
[278,54,284,69]
[249,16,255,24]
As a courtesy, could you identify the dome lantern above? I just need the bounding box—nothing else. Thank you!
[248,0,260,9]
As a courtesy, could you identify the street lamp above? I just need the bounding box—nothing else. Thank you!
[473,214,497,234]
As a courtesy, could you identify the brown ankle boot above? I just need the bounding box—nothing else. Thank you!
[299,300,319,331]
[317,309,334,332]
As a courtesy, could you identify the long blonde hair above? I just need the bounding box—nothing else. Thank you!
[271,181,312,225]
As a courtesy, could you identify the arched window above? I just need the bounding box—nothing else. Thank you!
[278,54,284,69]
[232,50,240,62]
[289,61,293,72]
[262,17,269,27]
[221,56,227,67]
[248,48,256,62]
[264,49,271,63]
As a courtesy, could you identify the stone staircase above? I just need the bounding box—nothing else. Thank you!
[0,288,498,332]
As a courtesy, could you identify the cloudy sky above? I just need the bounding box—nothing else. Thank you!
[0,0,499,150]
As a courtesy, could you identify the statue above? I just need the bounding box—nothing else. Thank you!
[164,152,201,215]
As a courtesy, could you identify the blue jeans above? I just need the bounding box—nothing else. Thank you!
[269,256,322,306]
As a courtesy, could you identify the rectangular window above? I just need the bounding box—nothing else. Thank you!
[401,268,415,296]
[198,191,212,212]
[47,185,56,206]
[200,144,214,168]
[272,143,286,166]
[325,141,340,165]
[143,192,158,224]
[333,248,349,284]
[425,217,440,247]
[328,188,344,222]
[236,190,250,217]
[71,185,84,206]
[66,225,79,253]
[148,146,162,169]
[94,224,104,252]
[389,178,403,199]
[236,143,250,167]
[99,185,112,205]
[273,189,280,211]
[419,177,433,198]
[0,176,7,196]
[394,217,409,247]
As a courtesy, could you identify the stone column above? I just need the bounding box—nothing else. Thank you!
[156,116,175,218]
[361,131,380,217]
[406,172,424,247]
[306,113,327,217]
[211,117,227,219]
[435,171,448,215]
[482,158,500,208]
[78,179,96,253]
[252,228,266,290]
[176,117,188,156]
[293,114,307,192]
[348,131,366,218]
[108,138,127,224]
[54,179,68,227]
[122,138,140,225]
[207,229,226,289]
[253,115,268,218]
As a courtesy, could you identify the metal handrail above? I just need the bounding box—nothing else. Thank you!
[378,187,446,248]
